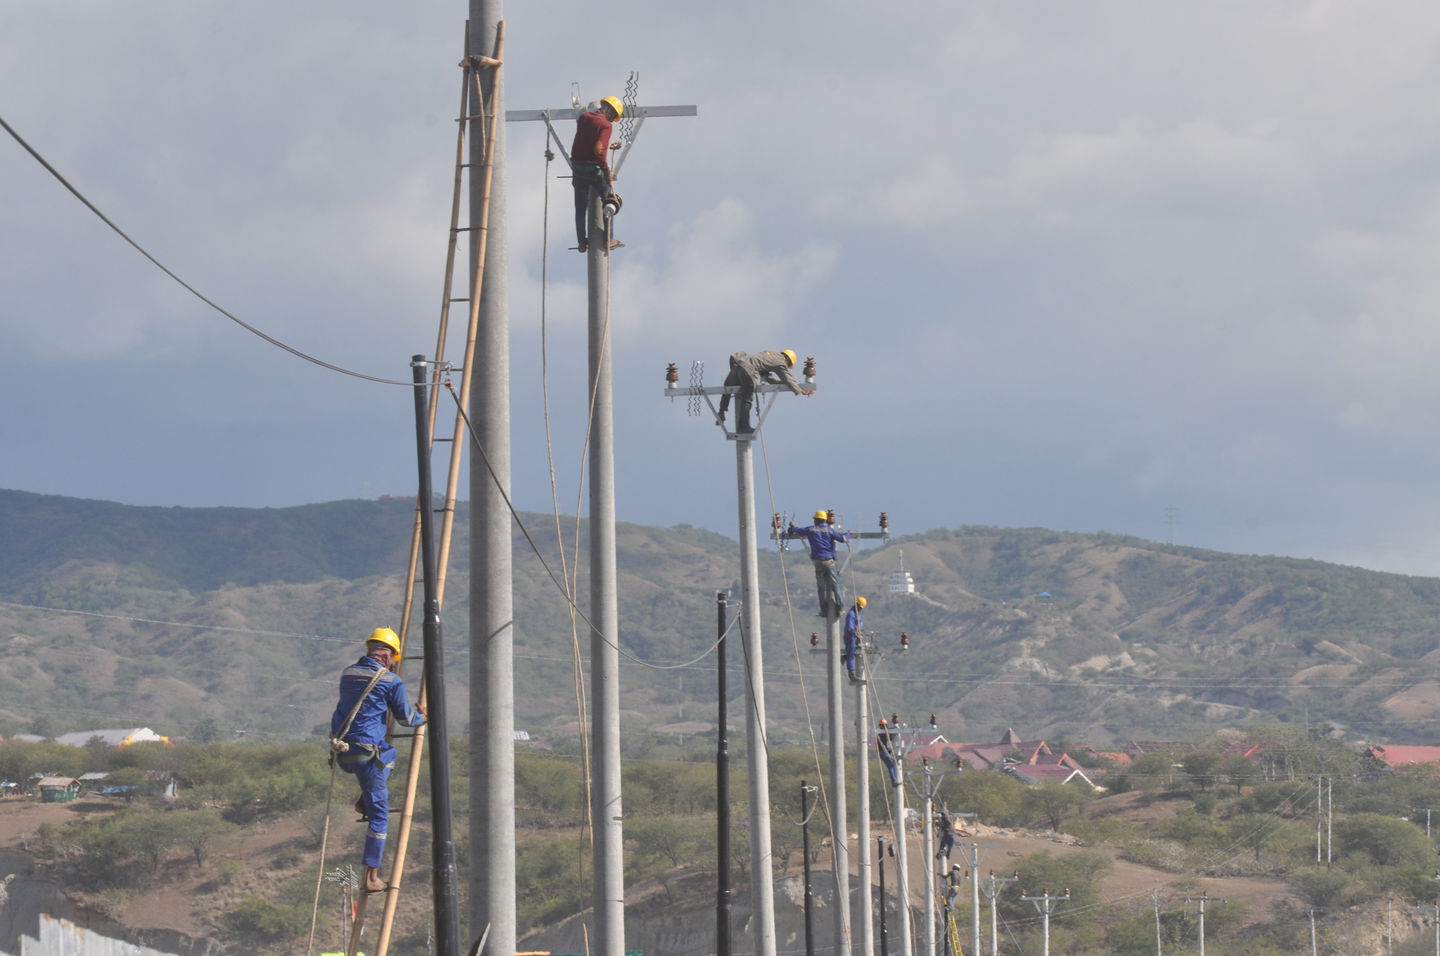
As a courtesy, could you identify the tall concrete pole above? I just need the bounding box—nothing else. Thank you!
[466,7,514,954]
[736,438,777,956]
[889,734,912,956]
[586,192,625,956]
[919,768,934,956]
[824,609,852,953]
[855,688,874,956]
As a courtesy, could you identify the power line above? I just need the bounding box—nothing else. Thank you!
[0,111,411,387]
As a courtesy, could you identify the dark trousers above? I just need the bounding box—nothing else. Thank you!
[573,164,612,245]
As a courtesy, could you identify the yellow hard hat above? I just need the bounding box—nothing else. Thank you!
[367,627,402,662]
[781,349,797,368]
[813,509,829,522]
[856,596,867,609]
[601,96,624,118]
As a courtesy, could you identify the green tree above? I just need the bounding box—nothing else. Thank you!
[1335,812,1435,868]
[1181,751,1223,792]
[1021,780,1089,831]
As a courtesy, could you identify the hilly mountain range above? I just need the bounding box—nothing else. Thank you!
[3,488,1440,750]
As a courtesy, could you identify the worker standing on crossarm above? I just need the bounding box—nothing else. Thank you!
[331,627,426,894]
[843,596,867,682]
[785,509,850,614]
[716,349,813,434]
[571,96,624,253]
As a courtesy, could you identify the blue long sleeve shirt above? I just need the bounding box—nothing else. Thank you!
[844,606,863,637]
[331,655,425,752]
[786,522,850,561]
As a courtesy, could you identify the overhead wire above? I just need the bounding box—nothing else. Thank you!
[0,112,411,388]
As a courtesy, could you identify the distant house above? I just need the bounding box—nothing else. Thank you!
[1365,744,1440,771]
[902,728,1098,787]
[36,778,80,803]
[53,728,170,749]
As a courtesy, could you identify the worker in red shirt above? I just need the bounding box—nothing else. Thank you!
[570,96,624,253]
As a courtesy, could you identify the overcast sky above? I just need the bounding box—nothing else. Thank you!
[6,3,1440,576]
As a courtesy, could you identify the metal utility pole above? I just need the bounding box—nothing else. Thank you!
[716,591,732,956]
[774,510,888,955]
[1020,888,1069,956]
[666,358,814,956]
[465,7,513,953]
[978,872,1018,956]
[513,92,692,956]
[411,358,461,956]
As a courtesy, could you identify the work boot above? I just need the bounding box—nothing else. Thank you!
[607,238,624,250]
[364,866,387,893]
[577,239,588,253]
[354,799,368,823]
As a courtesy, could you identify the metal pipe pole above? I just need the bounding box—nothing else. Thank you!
[411,357,461,956]
[717,591,732,956]
[736,438,776,956]
[587,184,625,956]
[856,684,874,956]
[826,609,852,953]
[466,7,514,953]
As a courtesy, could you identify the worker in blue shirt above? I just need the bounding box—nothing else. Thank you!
[785,509,850,615]
[331,627,426,893]
[844,596,867,682]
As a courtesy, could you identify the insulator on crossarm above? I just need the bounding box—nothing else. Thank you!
[803,356,816,383]
[810,632,819,647]
[665,363,679,388]
[772,513,783,532]
[930,713,937,728]
[879,511,889,533]
[900,631,910,650]
[826,508,836,524]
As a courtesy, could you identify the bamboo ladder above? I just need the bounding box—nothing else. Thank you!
[347,21,504,956]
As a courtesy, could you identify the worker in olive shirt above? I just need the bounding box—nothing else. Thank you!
[785,508,851,614]
[716,349,813,433]
[571,95,624,253]
[331,627,426,893]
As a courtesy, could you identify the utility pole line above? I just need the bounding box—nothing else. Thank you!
[774,509,889,955]
[913,760,960,956]
[665,357,813,956]
[1182,892,1223,956]
[881,715,917,956]
[802,781,817,956]
[508,89,692,956]
[1020,888,1069,956]
[978,872,1017,956]
[1150,887,1163,956]
[954,843,1000,956]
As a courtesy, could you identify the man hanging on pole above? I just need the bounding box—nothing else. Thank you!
[331,628,427,893]
[571,96,624,253]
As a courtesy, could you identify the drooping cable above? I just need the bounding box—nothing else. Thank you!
[0,112,410,387]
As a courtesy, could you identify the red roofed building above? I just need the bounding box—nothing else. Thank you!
[1366,744,1440,771]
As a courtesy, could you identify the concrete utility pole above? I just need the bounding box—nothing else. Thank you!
[511,92,692,956]
[775,510,888,955]
[914,759,962,956]
[954,843,1000,956]
[855,666,874,956]
[881,718,913,956]
[978,871,1018,956]
[665,359,815,956]
[465,7,514,954]
[1021,888,1069,956]
[1182,892,1222,956]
